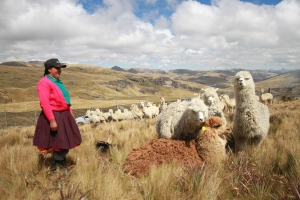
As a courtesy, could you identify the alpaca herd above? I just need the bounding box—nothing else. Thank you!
[83,99,165,124]
[88,70,272,178]
[121,70,271,177]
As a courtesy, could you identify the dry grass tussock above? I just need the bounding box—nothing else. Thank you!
[0,99,299,199]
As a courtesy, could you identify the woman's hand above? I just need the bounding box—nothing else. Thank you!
[49,119,58,131]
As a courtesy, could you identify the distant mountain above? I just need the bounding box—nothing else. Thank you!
[171,68,277,81]
[132,68,168,74]
[265,68,294,74]
[169,68,278,88]
[0,61,45,68]
[0,61,30,67]
[28,61,44,65]
[111,66,126,71]
[256,70,300,87]
[127,68,139,74]
[170,69,197,76]
[125,68,168,75]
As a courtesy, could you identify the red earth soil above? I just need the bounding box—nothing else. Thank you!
[123,138,203,177]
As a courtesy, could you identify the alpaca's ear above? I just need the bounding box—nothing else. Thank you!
[205,117,224,128]
[215,88,219,91]
[205,117,213,127]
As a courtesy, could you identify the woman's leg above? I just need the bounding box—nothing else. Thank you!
[51,150,69,171]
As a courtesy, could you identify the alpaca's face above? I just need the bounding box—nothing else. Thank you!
[188,98,209,121]
[234,71,253,89]
[238,77,247,87]
[201,88,219,106]
[203,94,217,106]
[205,117,230,139]
[198,111,205,122]
[207,96,214,105]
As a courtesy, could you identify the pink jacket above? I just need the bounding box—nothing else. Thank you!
[37,76,72,121]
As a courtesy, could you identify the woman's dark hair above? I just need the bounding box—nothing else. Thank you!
[44,67,50,76]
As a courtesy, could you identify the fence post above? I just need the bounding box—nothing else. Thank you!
[4,108,7,127]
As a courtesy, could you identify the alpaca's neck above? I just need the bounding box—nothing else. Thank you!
[235,87,256,106]
[224,98,231,104]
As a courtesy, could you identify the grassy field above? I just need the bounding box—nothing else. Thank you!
[0,98,299,199]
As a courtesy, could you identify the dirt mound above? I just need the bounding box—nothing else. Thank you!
[123,138,202,177]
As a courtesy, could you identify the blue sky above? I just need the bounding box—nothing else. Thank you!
[0,0,299,71]
[81,1,283,14]
[81,0,283,23]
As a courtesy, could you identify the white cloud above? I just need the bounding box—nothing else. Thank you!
[171,0,300,69]
[0,0,299,70]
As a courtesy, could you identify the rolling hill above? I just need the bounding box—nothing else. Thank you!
[0,61,299,112]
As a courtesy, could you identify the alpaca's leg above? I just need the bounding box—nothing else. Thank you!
[234,136,248,152]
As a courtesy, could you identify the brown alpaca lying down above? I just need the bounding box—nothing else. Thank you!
[123,117,230,177]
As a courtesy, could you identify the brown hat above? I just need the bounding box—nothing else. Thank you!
[44,58,67,68]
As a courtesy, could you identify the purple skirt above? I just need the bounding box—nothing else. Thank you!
[33,110,82,150]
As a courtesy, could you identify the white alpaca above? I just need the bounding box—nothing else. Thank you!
[200,87,227,125]
[86,110,99,124]
[194,93,201,99]
[85,109,91,117]
[114,109,121,114]
[140,101,159,119]
[154,104,160,117]
[259,88,273,105]
[89,110,101,124]
[148,102,160,117]
[233,71,270,152]
[95,108,109,123]
[123,109,135,120]
[159,97,168,113]
[156,98,208,140]
[130,104,144,119]
[220,95,236,114]
[109,109,127,122]
[219,96,227,112]
[100,110,112,122]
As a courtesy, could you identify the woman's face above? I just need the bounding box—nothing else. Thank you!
[48,67,62,79]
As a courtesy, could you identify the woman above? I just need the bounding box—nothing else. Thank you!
[33,58,82,171]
